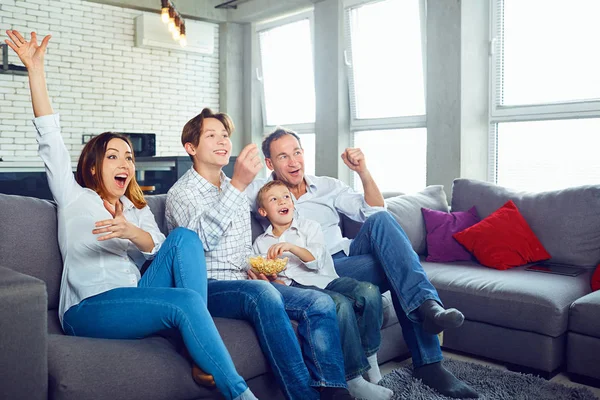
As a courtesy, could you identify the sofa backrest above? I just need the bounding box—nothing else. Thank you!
[451,179,600,268]
[145,194,168,236]
[0,190,424,312]
[0,193,172,311]
[0,193,63,310]
[145,194,265,241]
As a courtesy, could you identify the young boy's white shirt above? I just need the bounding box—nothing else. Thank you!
[252,216,339,289]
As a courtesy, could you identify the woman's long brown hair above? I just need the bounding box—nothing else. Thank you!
[75,132,147,209]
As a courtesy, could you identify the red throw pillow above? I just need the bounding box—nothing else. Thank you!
[592,265,600,291]
[453,200,551,270]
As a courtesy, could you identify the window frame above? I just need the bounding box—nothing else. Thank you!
[343,0,428,190]
[255,9,316,135]
[343,0,428,132]
[488,0,600,184]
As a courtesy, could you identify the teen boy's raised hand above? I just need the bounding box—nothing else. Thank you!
[230,143,262,192]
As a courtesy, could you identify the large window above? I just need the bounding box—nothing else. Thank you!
[345,0,426,192]
[490,0,600,190]
[256,11,316,174]
[354,129,426,193]
[496,119,600,192]
[298,133,316,176]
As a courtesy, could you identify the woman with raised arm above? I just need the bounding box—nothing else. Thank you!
[4,30,258,400]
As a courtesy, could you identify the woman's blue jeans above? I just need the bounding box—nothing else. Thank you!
[62,228,248,400]
[292,277,383,380]
[332,211,444,367]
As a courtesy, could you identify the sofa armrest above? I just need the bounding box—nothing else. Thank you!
[0,266,48,400]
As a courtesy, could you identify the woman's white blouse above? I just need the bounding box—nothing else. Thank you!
[33,114,165,326]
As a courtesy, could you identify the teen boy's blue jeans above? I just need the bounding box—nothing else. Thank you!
[62,228,249,400]
[332,211,444,367]
[292,277,383,380]
[207,279,348,400]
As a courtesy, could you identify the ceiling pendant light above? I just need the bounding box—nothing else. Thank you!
[160,0,186,45]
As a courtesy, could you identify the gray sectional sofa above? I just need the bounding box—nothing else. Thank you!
[0,192,407,400]
[343,179,600,381]
[435,179,600,379]
[1,177,599,399]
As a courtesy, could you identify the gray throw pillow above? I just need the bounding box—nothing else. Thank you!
[385,185,449,255]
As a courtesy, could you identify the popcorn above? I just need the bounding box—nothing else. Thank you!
[249,256,288,275]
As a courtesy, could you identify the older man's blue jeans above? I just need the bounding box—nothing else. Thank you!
[332,211,444,367]
[207,279,347,400]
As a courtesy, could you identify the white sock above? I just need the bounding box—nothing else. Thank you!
[234,388,259,400]
[366,353,383,383]
[347,376,393,400]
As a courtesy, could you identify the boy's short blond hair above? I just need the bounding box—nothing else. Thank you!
[257,180,289,209]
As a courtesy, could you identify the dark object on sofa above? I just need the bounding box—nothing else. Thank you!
[0,193,406,400]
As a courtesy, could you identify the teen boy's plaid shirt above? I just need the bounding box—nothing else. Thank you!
[166,167,252,281]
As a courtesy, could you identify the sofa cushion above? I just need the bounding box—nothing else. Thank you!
[451,179,600,268]
[48,317,271,400]
[340,192,403,240]
[48,310,64,335]
[48,334,210,400]
[145,194,168,236]
[422,259,593,337]
[381,291,398,328]
[384,186,449,255]
[453,200,550,270]
[0,194,63,310]
[569,291,600,337]
[0,266,48,400]
[422,206,479,262]
[592,265,600,291]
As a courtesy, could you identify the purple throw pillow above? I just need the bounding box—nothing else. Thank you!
[421,206,480,262]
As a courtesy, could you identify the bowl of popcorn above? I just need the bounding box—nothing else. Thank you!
[248,255,288,275]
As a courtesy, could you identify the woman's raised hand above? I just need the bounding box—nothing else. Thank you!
[5,30,51,71]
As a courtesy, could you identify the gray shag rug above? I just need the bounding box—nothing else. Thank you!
[376,359,598,400]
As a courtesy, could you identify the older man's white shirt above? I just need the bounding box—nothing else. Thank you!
[246,173,386,256]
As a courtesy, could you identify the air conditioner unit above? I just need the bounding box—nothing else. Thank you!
[134,12,215,55]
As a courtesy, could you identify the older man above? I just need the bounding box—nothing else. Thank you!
[245,128,479,399]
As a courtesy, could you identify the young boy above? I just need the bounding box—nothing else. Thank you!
[253,180,394,400]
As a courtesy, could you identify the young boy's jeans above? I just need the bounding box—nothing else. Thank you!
[292,276,383,380]
[207,279,348,400]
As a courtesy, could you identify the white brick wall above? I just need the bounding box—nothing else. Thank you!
[0,0,220,162]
